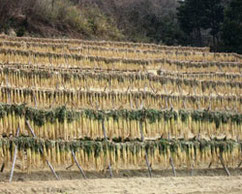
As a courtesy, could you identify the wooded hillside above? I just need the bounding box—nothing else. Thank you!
[0,0,241,53]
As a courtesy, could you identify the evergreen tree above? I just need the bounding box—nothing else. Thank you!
[177,0,224,48]
[203,0,224,49]
[177,0,205,46]
[221,0,242,53]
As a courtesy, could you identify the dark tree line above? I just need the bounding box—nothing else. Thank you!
[221,0,242,53]
[177,0,241,53]
[77,0,241,53]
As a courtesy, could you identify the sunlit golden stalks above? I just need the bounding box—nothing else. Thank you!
[0,48,240,73]
[0,35,214,56]
[2,140,242,172]
[1,61,241,82]
[2,87,240,113]
[0,108,241,141]
[0,40,237,62]
[26,147,31,173]
[0,34,241,174]
[0,38,236,62]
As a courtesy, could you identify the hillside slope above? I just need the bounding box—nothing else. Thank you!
[0,0,179,43]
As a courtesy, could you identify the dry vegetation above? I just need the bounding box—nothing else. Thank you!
[0,35,241,193]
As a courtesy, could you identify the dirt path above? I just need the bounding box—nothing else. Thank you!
[0,176,242,194]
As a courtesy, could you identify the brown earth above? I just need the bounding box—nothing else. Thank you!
[0,168,242,194]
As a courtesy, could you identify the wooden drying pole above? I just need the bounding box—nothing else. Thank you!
[71,150,87,179]
[238,161,242,168]
[169,156,177,177]
[25,120,60,180]
[66,164,74,170]
[9,126,20,182]
[139,120,152,177]
[65,150,87,179]
[168,133,176,177]
[32,94,65,178]
[219,153,230,176]
[208,161,213,168]
[190,162,194,176]
[164,84,176,177]
[0,163,5,173]
[139,88,152,177]
[6,75,11,104]
[63,104,86,178]
[102,120,113,178]
[66,101,91,178]
[1,75,11,174]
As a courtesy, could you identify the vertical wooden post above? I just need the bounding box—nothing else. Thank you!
[6,75,11,104]
[0,163,5,173]
[46,160,60,180]
[139,121,152,177]
[102,120,113,178]
[190,162,194,176]
[9,126,20,182]
[208,161,213,168]
[34,93,37,108]
[168,134,176,177]
[71,150,87,179]
[25,120,60,180]
[169,157,177,177]
[139,121,144,142]
[238,161,242,168]
[219,153,230,176]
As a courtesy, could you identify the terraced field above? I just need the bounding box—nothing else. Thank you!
[0,35,241,185]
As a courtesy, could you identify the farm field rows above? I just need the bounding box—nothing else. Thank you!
[0,35,241,184]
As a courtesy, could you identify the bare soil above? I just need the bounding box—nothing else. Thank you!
[0,168,242,194]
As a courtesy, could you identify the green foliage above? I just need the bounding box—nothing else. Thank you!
[203,0,224,49]
[177,0,241,53]
[16,27,26,37]
[82,7,123,40]
[0,103,241,127]
[221,0,242,54]
[121,1,183,45]
[0,0,123,40]
[177,0,205,46]
[203,0,224,35]
[1,136,240,157]
[177,0,224,47]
